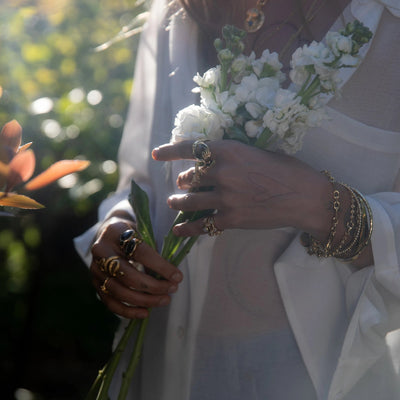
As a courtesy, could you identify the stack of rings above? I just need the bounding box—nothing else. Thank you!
[191,140,215,185]
[96,255,124,294]
[97,255,123,277]
[202,215,223,236]
[119,229,143,259]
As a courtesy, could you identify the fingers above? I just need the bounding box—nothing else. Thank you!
[91,255,180,319]
[177,167,216,190]
[152,141,196,161]
[90,219,184,319]
[167,191,221,212]
[173,213,225,237]
[133,242,183,283]
[91,255,179,295]
[93,276,172,319]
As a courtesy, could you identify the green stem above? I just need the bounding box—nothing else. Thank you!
[117,316,151,400]
[86,319,140,400]
[254,127,274,150]
[296,72,313,98]
[300,76,321,106]
[170,235,199,266]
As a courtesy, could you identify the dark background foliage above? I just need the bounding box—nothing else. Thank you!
[0,1,146,398]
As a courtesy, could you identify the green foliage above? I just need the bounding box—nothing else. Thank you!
[0,0,145,212]
[0,1,147,398]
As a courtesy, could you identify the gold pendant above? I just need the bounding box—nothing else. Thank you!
[244,7,265,33]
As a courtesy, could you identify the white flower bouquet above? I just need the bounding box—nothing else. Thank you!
[87,20,372,400]
[172,21,372,154]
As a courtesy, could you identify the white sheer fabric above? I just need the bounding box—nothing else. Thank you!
[74,1,400,399]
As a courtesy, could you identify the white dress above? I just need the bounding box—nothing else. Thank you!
[75,0,400,399]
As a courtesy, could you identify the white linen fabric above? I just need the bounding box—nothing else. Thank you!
[74,0,400,399]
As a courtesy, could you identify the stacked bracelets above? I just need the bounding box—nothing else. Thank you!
[301,171,373,263]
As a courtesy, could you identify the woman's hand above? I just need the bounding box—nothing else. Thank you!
[90,217,183,319]
[152,140,334,241]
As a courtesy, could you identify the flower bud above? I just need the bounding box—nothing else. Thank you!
[218,49,234,63]
[214,38,223,52]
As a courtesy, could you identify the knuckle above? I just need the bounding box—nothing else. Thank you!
[91,242,101,256]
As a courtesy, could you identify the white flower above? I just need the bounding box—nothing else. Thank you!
[289,65,309,87]
[221,96,239,115]
[339,54,359,67]
[234,74,259,102]
[260,49,282,71]
[252,49,283,77]
[255,77,280,108]
[291,41,335,70]
[171,105,224,143]
[262,89,310,153]
[326,32,353,55]
[231,55,249,77]
[245,102,263,119]
[245,120,263,138]
[193,66,221,88]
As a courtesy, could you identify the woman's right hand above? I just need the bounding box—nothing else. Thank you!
[90,217,183,319]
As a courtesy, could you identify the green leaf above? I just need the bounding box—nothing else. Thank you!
[254,127,274,149]
[128,179,156,250]
[225,125,250,144]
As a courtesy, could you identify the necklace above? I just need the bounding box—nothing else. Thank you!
[244,0,268,33]
[245,0,328,59]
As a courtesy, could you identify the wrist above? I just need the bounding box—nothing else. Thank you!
[300,171,373,262]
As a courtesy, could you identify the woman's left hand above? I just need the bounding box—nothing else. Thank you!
[152,140,334,240]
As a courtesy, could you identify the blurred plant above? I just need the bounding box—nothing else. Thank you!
[0,1,145,398]
[0,116,89,212]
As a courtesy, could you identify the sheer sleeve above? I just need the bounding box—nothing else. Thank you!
[74,0,170,265]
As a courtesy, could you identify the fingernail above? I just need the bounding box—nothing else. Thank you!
[171,272,183,283]
[152,148,159,160]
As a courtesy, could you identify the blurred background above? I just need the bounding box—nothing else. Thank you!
[0,0,147,398]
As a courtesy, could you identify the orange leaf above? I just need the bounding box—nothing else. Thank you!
[24,159,90,191]
[0,192,44,209]
[0,160,9,177]
[0,161,8,188]
[7,149,36,191]
[0,120,22,154]
[19,142,33,152]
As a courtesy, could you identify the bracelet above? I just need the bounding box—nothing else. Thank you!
[301,171,340,258]
[301,171,373,262]
[336,188,373,262]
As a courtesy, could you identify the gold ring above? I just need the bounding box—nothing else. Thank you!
[100,277,111,294]
[95,257,107,272]
[191,162,202,185]
[202,215,223,236]
[192,140,215,168]
[105,256,121,277]
[124,237,144,259]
